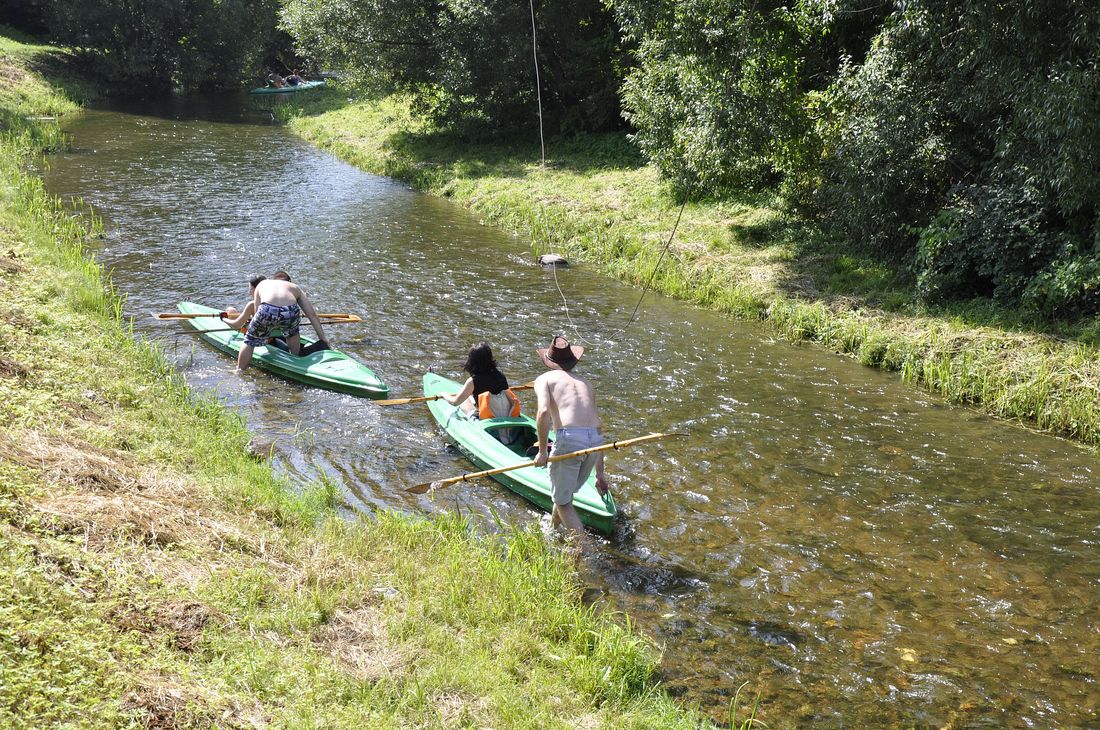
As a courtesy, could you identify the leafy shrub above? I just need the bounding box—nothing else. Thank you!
[41,0,285,91]
[281,0,623,135]
[612,0,889,199]
[817,0,1100,313]
[815,19,951,257]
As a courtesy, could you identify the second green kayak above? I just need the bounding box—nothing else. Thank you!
[179,302,389,399]
[249,80,325,95]
[423,372,618,534]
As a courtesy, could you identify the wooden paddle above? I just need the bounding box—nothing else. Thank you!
[405,432,677,494]
[153,311,361,321]
[376,382,535,407]
[168,317,361,336]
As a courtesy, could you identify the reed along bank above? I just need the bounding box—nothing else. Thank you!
[0,30,718,729]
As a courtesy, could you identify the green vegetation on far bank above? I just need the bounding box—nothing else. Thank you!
[0,33,722,729]
[280,90,1100,446]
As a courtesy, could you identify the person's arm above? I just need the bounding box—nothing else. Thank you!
[296,289,327,342]
[221,301,253,329]
[534,378,552,467]
[594,453,608,495]
[441,378,474,406]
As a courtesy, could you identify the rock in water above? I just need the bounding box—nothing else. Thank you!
[538,253,569,268]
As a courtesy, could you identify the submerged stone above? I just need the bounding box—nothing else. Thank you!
[538,253,569,268]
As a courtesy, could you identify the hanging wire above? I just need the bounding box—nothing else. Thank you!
[619,194,689,333]
[528,0,546,167]
[550,258,599,347]
[546,191,692,353]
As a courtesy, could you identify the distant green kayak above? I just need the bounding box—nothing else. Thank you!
[249,80,325,95]
[178,302,388,399]
[423,372,618,534]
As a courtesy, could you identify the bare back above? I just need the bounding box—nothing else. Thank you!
[254,279,301,307]
[535,370,601,431]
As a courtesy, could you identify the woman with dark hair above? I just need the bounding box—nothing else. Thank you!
[441,343,521,424]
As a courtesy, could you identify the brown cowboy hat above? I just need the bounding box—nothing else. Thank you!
[537,335,584,370]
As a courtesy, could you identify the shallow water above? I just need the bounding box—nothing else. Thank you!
[45,94,1100,726]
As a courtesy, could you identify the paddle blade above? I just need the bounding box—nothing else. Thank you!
[405,480,442,495]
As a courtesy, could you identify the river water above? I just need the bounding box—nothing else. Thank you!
[44,95,1100,727]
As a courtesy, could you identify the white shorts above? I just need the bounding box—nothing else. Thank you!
[548,427,602,506]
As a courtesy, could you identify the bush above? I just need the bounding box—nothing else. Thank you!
[42,0,285,92]
[815,0,1100,314]
[280,0,623,135]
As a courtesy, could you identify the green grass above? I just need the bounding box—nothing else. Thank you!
[278,88,1100,446]
[1,30,718,729]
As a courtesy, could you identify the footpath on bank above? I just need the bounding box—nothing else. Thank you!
[0,31,721,728]
[281,90,1100,448]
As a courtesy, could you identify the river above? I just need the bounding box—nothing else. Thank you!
[44,94,1099,727]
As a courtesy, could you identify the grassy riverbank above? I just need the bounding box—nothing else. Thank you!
[280,90,1100,447]
[0,32,721,728]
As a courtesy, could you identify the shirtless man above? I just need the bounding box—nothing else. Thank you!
[533,336,609,541]
[222,270,328,371]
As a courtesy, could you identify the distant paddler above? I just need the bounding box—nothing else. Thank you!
[222,270,330,372]
[533,335,608,545]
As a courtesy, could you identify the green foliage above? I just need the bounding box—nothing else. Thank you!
[612,0,1100,314]
[814,19,950,256]
[819,1,1100,314]
[612,0,888,197]
[41,0,285,91]
[280,0,623,134]
[615,1,802,194]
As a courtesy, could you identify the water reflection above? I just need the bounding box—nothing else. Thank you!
[44,96,1100,727]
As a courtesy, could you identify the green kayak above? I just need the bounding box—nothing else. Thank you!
[178,302,389,399]
[249,80,325,95]
[423,372,618,534]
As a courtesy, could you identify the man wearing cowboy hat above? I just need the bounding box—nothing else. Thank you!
[533,335,609,540]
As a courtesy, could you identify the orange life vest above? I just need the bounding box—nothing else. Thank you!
[477,389,520,419]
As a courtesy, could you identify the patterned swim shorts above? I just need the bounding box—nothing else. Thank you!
[244,302,301,346]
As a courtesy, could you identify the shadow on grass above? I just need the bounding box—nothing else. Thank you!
[26,52,102,106]
[287,87,644,180]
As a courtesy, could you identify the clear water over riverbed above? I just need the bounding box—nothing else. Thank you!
[45,95,1099,726]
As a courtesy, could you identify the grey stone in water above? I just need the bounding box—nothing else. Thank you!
[538,253,569,268]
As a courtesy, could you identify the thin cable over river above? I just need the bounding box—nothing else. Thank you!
[44,95,1099,727]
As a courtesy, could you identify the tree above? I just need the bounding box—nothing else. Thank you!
[819,1,1100,313]
[280,0,623,134]
[43,0,284,92]
[610,0,889,196]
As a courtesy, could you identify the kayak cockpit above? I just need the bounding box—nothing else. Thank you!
[481,420,538,457]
